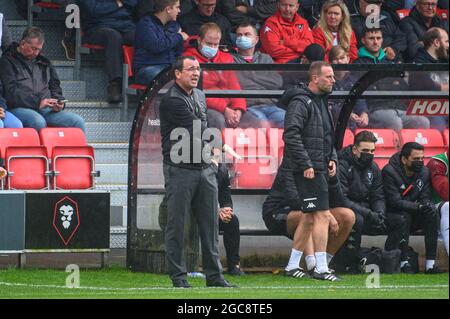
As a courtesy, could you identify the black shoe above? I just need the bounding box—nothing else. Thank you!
[61,38,75,61]
[312,268,342,282]
[285,267,309,278]
[107,80,122,103]
[206,279,238,288]
[401,262,415,274]
[172,279,191,288]
[228,266,245,276]
[425,265,442,274]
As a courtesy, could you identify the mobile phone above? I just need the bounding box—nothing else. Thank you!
[58,99,68,103]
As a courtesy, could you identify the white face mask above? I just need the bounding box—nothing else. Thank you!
[200,45,218,59]
[236,36,255,50]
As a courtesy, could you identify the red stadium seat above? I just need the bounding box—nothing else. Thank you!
[343,129,354,147]
[444,129,449,146]
[0,128,50,190]
[39,128,97,189]
[396,9,410,20]
[122,45,147,112]
[400,129,446,157]
[267,128,284,166]
[437,9,448,20]
[374,158,389,169]
[223,128,277,189]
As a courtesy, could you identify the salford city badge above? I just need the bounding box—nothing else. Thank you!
[53,196,80,246]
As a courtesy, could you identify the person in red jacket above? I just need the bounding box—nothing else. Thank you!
[259,0,314,63]
[312,0,358,63]
[183,22,259,130]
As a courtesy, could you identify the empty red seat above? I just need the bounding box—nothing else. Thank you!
[396,9,410,20]
[354,129,400,157]
[374,158,389,170]
[343,129,354,147]
[39,128,96,189]
[400,129,446,157]
[267,128,284,166]
[222,128,277,189]
[0,128,50,190]
[437,9,448,20]
[444,129,449,146]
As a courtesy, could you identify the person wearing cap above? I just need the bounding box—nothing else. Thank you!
[350,0,407,62]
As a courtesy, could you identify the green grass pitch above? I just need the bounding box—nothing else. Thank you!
[0,267,448,299]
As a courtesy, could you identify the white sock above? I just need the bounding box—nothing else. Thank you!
[326,253,334,266]
[441,202,449,255]
[315,252,328,273]
[426,260,435,270]
[305,255,316,271]
[285,249,303,271]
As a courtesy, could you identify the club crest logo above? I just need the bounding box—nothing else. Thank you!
[297,24,304,31]
[367,171,373,184]
[53,196,80,246]
[416,179,424,191]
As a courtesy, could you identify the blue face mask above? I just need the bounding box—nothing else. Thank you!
[236,36,255,50]
[200,45,218,59]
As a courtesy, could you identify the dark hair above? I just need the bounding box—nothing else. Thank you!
[236,22,258,35]
[308,61,332,82]
[172,56,196,75]
[401,142,424,158]
[303,44,325,63]
[354,130,378,146]
[154,0,179,13]
[362,27,382,38]
[21,26,45,43]
[422,27,446,49]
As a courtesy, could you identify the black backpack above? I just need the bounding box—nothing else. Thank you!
[404,246,420,273]
[359,247,383,272]
[381,249,401,274]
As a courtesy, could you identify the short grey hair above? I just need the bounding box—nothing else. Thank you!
[21,26,45,44]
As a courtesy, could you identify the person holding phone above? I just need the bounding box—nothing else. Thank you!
[0,27,85,132]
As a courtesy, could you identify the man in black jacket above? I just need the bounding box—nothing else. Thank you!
[414,27,449,63]
[160,56,235,288]
[179,0,233,45]
[277,61,342,281]
[382,142,441,273]
[336,130,405,273]
[351,0,406,62]
[399,0,449,62]
[0,27,85,132]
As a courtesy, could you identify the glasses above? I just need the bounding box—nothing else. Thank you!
[182,67,201,73]
[418,2,438,7]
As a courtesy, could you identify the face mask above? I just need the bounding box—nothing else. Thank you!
[410,160,424,173]
[200,45,218,59]
[358,152,374,167]
[236,36,255,50]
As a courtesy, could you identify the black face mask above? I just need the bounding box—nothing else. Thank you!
[358,152,374,167]
[410,160,424,173]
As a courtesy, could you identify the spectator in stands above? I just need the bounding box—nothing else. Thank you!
[354,28,430,132]
[259,0,314,63]
[160,56,235,288]
[328,45,369,130]
[237,0,278,25]
[382,142,441,273]
[414,27,449,64]
[0,27,85,132]
[351,0,407,62]
[312,0,358,63]
[275,61,344,281]
[136,0,193,20]
[336,131,405,273]
[300,0,357,27]
[215,1,257,30]
[0,11,12,55]
[399,0,449,62]
[427,151,449,256]
[183,23,259,130]
[78,0,137,103]
[134,0,187,85]
[262,160,355,279]
[232,22,285,128]
[0,84,23,129]
[179,0,233,45]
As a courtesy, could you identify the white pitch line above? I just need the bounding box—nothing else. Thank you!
[0,281,448,292]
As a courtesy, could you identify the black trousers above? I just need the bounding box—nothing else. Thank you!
[219,214,241,268]
[387,211,439,260]
[334,212,406,268]
[83,28,135,82]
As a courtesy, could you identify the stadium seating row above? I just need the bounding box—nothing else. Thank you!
[0,128,97,190]
[223,128,449,189]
